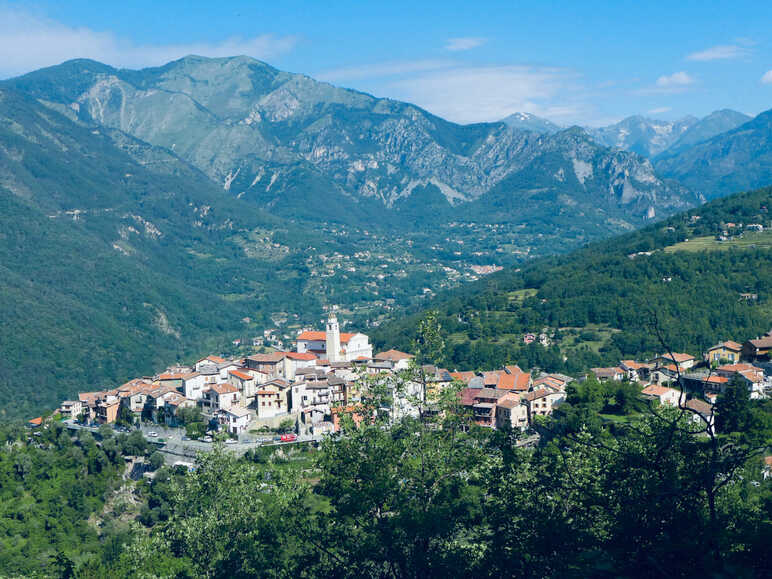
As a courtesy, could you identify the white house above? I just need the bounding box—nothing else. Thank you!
[495,393,529,430]
[229,369,257,402]
[182,372,208,401]
[218,406,251,435]
[201,383,240,412]
[194,356,226,373]
[254,381,289,419]
[641,384,686,407]
[374,349,415,371]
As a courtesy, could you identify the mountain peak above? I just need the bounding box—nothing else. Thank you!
[501,112,560,134]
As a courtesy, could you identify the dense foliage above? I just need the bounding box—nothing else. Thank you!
[0,420,157,575]
[375,187,772,371]
[37,375,770,578]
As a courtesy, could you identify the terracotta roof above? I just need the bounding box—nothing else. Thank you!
[659,352,695,363]
[533,376,563,390]
[296,331,356,343]
[28,416,43,426]
[164,392,189,406]
[229,369,253,381]
[475,388,507,400]
[642,385,677,397]
[524,389,552,401]
[246,352,286,363]
[620,360,646,370]
[209,383,238,395]
[685,398,713,415]
[459,388,479,406]
[200,355,226,364]
[739,370,763,383]
[286,352,317,361]
[706,375,729,384]
[148,384,179,398]
[707,341,743,352]
[79,391,106,405]
[375,349,414,361]
[496,373,516,390]
[748,336,772,349]
[505,365,524,375]
[514,373,531,391]
[159,373,185,380]
[255,389,280,396]
[718,363,761,373]
[450,371,476,384]
[483,371,501,386]
[496,394,522,409]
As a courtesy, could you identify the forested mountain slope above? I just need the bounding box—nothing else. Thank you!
[374,186,772,371]
[0,87,325,419]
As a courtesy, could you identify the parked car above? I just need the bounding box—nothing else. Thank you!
[202,436,213,443]
[280,433,297,442]
[225,439,237,445]
[147,431,159,438]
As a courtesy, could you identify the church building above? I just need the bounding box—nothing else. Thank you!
[295,313,373,362]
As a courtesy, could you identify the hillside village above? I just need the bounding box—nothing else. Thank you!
[39,313,772,443]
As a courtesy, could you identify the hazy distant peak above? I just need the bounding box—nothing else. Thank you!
[500,112,561,134]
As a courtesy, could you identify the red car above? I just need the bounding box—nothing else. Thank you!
[280,433,297,442]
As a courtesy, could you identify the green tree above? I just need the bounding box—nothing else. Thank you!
[148,451,165,471]
[715,376,754,434]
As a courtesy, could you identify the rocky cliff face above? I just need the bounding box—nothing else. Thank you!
[5,55,698,224]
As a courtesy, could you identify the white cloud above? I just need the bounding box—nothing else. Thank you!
[762,70,772,84]
[385,64,587,124]
[321,57,597,124]
[0,6,297,78]
[656,71,695,88]
[635,71,696,95]
[648,107,671,115]
[686,44,752,61]
[444,37,487,52]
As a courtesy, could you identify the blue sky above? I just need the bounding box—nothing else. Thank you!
[1,0,771,125]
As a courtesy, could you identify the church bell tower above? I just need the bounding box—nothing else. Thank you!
[325,311,342,362]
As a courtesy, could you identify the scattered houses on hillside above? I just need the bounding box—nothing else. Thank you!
[54,321,771,440]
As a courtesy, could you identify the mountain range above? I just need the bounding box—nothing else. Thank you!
[499,109,752,159]
[5,56,696,227]
[655,109,772,199]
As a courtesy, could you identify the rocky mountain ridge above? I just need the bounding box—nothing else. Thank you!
[4,55,698,226]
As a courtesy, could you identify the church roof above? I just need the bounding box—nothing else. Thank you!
[296,330,356,343]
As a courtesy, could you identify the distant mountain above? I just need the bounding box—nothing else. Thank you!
[467,126,697,224]
[664,109,751,155]
[4,56,697,228]
[588,115,699,158]
[655,109,772,199]
[587,110,751,159]
[500,112,561,134]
